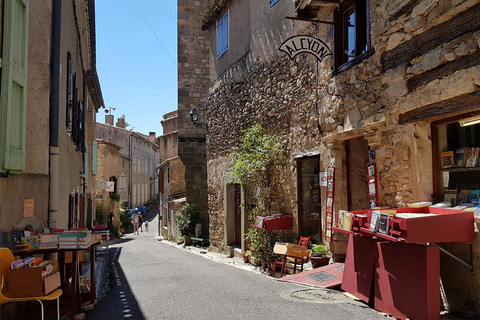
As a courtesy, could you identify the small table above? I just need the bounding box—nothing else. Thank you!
[14,241,101,320]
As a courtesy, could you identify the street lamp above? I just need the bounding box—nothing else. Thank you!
[189,107,208,130]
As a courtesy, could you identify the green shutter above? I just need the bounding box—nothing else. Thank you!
[84,143,89,187]
[0,0,29,173]
[92,141,98,175]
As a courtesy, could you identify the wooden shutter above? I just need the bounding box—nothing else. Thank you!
[92,141,98,175]
[84,143,89,187]
[0,0,29,173]
[158,169,164,193]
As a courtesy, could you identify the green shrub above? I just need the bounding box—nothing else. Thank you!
[311,245,328,257]
[95,204,107,225]
[111,193,121,202]
[174,203,200,236]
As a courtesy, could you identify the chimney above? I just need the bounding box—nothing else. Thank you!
[105,114,114,126]
[149,132,156,141]
[116,117,126,129]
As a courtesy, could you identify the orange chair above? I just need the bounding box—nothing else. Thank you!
[0,248,62,320]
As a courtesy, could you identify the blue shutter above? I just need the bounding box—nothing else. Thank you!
[0,0,29,173]
[216,18,222,59]
[222,12,229,53]
[92,141,98,175]
[217,12,229,59]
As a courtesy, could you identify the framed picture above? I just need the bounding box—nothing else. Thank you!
[441,151,454,168]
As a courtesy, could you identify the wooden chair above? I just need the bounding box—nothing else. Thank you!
[298,236,310,248]
[0,248,62,320]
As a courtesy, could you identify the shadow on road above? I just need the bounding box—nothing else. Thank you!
[86,247,146,320]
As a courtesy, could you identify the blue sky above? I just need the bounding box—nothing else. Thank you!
[95,0,177,136]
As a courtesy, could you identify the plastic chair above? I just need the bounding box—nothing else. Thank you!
[0,248,62,320]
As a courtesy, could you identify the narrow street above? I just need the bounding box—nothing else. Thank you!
[85,209,385,320]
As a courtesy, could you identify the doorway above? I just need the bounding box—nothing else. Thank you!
[297,156,321,242]
[346,137,369,211]
[225,183,243,248]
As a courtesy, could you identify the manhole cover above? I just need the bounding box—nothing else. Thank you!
[280,288,348,304]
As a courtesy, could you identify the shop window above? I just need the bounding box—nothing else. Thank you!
[270,0,279,7]
[216,11,229,59]
[334,0,370,73]
[433,115,480,205]
[0,0,29,174]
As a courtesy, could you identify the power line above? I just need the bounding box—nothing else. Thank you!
[131,0,177,66]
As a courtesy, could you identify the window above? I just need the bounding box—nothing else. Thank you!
[66,52,73,133]
[334,0,370,72]
[216,11,229,59]
[66,52,85,151]
[0,0,29,174]
[270,0,279,7]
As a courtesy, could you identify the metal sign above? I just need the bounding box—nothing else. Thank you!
[279,35,332,62]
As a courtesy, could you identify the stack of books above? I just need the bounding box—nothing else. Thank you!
[11,256,43,269]
[39,232,60,249]
[15,235,38,251]
[58,229,92,249]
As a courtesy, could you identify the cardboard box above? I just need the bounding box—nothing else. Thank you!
[6,260,60,298]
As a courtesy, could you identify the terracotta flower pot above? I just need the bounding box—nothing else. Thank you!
[310,256,330,269]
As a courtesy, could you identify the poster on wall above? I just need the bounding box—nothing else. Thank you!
[325,166,335,242]
[367,163,378,209]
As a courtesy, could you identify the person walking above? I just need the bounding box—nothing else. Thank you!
[138,212,144,232]
[131,211,140,235]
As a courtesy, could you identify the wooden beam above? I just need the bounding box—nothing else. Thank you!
[382,3,480,71]
[399,91,480,124]
[407,51,480,92]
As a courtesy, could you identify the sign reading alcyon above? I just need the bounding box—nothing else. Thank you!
[279,35,332,62]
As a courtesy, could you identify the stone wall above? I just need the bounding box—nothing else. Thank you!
[178,0,211,237]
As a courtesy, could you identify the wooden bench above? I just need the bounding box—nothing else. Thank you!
[190,237,210,246]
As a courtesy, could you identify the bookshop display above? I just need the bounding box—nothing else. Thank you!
[435,119,480,210]
[335,204,475,320]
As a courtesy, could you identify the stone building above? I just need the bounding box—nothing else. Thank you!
[156,111,187,239]
[95,140,121,230]
[178,0,211,238]
[0,0,104,231]
[96,118,160,208]
[180,0,480,316]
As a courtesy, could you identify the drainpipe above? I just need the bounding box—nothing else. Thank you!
[129,134,133,207]
[48,0,62,229]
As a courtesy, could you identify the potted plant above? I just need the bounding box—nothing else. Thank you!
[310,244,330,268]
[243,250,251,263]
[174,204,199,246]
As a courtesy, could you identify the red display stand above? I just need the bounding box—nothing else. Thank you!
[253,214,292,231]
[341,234,378,305]
[337,206,473,320]
[375,242,440,320]
[345,207,474,243]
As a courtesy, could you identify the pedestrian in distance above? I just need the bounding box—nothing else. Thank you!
[138,211,144,232]
[145,220,149,232]
[131,211,140,235]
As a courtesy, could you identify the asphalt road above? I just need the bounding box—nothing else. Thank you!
[85,210,386,320]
